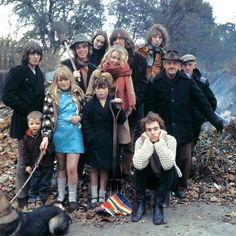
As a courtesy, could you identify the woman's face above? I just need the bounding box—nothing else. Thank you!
[57,77,71,91]
[93,35,105,50]
[109,51,120,66]
[95,86,108,100]
[75,42,89,61]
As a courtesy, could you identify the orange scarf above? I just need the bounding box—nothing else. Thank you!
[102,62,136,111]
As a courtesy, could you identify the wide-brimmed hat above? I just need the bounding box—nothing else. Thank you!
[70,33,92,50]
[180,54,197,64]
[162,50,181,62]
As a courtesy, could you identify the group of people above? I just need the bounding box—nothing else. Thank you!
[2,23,223,225]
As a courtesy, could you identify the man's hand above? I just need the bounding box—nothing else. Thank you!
[25,166,32,174]
[73,70,81,79]
[141,132,149,140]
[159,129,167,139]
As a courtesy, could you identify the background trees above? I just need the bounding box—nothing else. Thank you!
[0,0,236,73]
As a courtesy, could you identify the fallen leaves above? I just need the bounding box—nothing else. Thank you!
[1,104,236,227]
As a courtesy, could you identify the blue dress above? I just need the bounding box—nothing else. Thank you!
[53,92,84,153]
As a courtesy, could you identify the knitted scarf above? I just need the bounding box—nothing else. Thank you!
[102,62,136,111]
[147,44,162,67]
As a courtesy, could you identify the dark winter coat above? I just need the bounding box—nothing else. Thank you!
[82,95,126,170]
[61,59,96,93]
[22,129,54,168]
[2,61,45,139]
[89,48,106,67]
[190,68,217,125]
[127,50,148,127]
[144,70,222,144]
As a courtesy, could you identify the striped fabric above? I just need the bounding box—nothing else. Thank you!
[99,193,132,216]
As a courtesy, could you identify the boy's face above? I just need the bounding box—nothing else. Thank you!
[95,86,109,100]
[28,118,41,135]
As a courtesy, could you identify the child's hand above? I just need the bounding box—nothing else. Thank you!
[40,137,49,151]
[25,166,32,174]
[71,115,81,124]
[141,132,149,140]
[113,98,123,109]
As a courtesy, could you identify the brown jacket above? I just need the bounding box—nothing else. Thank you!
[136,45,164,80]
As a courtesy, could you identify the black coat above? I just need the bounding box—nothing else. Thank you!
[191,68,217,125]
[2,62,45,139]
[144,70,221,144]
[61,59,96,93]
[22,130,54,168]
[127,50,148,127]
[89,48,106,67]
[82,95,126,170]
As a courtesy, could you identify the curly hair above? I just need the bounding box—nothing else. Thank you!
[146,24,170,48]
[92,70,113,90]
[140,111,166,132]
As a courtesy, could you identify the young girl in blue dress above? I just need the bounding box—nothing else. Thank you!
[40,65,85,210]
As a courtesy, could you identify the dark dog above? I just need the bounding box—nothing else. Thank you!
[0,191,72,236]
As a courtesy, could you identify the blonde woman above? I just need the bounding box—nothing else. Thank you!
[86,45,136,145]
[40,65,85,210]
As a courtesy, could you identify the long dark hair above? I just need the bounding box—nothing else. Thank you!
[92,30,109,52]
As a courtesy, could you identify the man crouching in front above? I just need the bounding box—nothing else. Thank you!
[131,112,182,224]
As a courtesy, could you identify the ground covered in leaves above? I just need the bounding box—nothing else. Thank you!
[1,103,236,227]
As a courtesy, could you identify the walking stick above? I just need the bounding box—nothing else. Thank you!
[198,129,217,199]
[10,150,46,204]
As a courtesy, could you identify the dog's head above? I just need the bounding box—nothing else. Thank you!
[0,191,18,224]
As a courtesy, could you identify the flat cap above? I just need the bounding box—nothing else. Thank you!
[180,54,197,63]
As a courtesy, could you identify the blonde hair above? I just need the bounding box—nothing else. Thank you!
[101,45,128,66]
[49,65,81,108]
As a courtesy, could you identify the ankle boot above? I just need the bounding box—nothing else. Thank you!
[153,204,165,225]
[131,199,146,222]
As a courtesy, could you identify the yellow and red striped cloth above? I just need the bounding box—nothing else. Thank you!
[98,193,132,216]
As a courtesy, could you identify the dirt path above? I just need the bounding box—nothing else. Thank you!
[68,202,236,236]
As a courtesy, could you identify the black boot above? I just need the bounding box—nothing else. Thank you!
[131,199,146,222]
[153,203,165,225]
